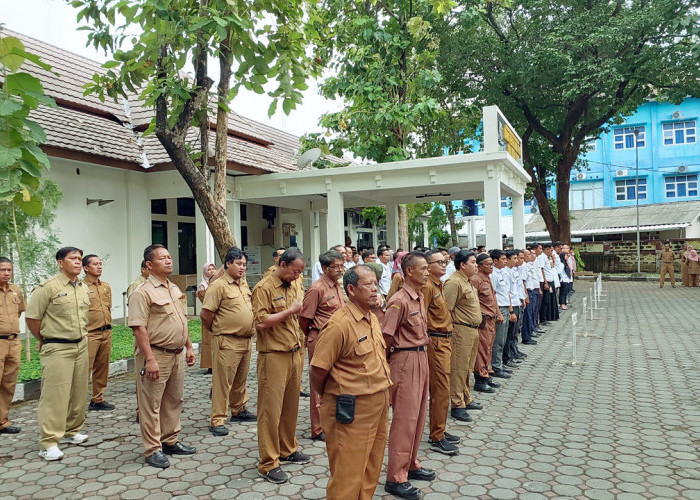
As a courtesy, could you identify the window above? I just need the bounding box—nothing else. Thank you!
[614,126,645,150]
[177,198,195,217]
[500,197,509,208]
[665,175,698,198]
[151,199,167,215]
[663,121,696,145]
[151,220,168,247]
[615,178,647,201]
[585,137,597,152]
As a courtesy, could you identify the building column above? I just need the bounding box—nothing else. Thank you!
[228,199,242,251]
[422,219,429,247]
[302,207,320,266]
[484,177,503,249]
[512,192,525,248]
[385,201,399,250]
[326,191,345,248]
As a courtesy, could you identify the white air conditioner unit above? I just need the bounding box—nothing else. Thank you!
[677,165,689,174]
[616,169,629,177]
[530,205,539,214]
[576,173,587,181]
[672,110,683,120]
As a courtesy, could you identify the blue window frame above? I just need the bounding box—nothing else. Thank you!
[614,126,645,150]
[665,175,698,198]
[615,178,647,201]
[663,121,696,145]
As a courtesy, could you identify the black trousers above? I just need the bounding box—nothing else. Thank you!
[503,306,521,365]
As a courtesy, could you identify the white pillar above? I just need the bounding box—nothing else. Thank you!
[228,199,242,251]
[326,191,345,248]
[302,207,320,266]
[512,192,525,249]
[385,201,399,250]
[484,177,503,249]
[422,220,429,247]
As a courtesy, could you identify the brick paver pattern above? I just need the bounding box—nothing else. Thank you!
[1,281,699,499]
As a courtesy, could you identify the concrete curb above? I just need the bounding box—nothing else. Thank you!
[12,342,200,404]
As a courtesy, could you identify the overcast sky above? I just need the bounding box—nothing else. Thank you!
[0,0,341,138]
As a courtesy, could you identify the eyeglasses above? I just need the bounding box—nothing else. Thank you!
[329,265,345,270]
[430,260,447,266]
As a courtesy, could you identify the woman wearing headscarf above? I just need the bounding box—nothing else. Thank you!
[197,262,217,372]
[686,248,699,287]
[386,251,408,302]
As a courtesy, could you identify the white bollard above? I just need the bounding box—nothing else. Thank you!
[571,311,578,365]
[581,296,588,337]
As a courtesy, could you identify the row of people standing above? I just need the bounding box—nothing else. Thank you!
[659,243,700,287]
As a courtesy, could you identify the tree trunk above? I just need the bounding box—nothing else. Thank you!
[214,29,234,213]
[554,150,578,245]
[444,201,459,247]
[398,204,409,250]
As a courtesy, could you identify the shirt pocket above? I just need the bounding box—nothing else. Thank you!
[406,314,421,327]
[152,297,174,317]
[50,294,73,317]
[354,340,378,372]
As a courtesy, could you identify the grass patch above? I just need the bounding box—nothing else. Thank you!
[18,319,202,383]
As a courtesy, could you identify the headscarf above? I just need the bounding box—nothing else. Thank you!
[198,262,216,291]
[690,250,699,262]
[364,262,384,283]
[392,251,409,277]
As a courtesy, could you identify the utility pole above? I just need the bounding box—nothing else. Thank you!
[634,128,641,273]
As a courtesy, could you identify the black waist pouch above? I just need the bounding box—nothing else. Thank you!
[336,394,356,424]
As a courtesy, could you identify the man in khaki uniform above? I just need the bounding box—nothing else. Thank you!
[201,247,256,437]
[444,250,482,423]
[300,249,345,441]
[310,265,392,500]
[26,247,91,461]
[0,257,25,434]
[129,244,196,469]
[252,248,310,484]
[82,255,115,411]
[659,243,676,288]
[127,261,149,299]
[421,250,460,456]
[263,248,287,278]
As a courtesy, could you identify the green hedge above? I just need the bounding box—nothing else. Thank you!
[17,320,202,383]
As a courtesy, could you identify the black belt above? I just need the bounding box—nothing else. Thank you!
[454,321,481,329]
[0,333,18,340]
[150,344,184,354]
[429,332,452,338]
[290,345,300,352]
[391,344,428,352]
[89,325,112,333]
[44,337,83,344]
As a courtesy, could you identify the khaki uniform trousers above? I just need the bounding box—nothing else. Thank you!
[659,263,675,286]
[210,335,252,426]
[306,328,323,438]
[450,325,479,409]
[199,324,212,369]
[38,338,89,449]
[321,390,390,500]
[257,349,302,474]
[474,319,496,378]
[0,338,21,430]
[427,336,451,442]
[386,350,429,483]
[135,349,185,455]
[87,328,112,403]
[681,262,689,286]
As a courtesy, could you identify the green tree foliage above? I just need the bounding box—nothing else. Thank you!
[438,0,700,243]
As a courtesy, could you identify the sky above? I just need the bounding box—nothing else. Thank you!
[0,0,341,138]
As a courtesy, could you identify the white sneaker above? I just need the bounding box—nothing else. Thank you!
[67,432,88,444]
[39,446,64,461]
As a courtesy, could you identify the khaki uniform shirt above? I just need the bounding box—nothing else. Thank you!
[83,275,112,331]
[263,265,276,278]
[127,275,147,300]
[443,271,482,327]
[386,273,404,302]
[659,250,675,263]
[0,283,25,334]
[381,283,428,349]
[300,274,345,332]
[252,273,304,353]
[311,301,391,396]
[201,274,254,337]
[26,273,90,340]
[420,275,453,334]
[470,271,500,318]
[128,275,188,350]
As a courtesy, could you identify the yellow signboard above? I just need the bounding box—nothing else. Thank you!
[500,120,522,163]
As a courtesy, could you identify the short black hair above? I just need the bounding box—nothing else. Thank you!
[542,243,553,250]
[224,247,247,268]
[454,250,475,270]
[320,250,343,268]
[401,251,427,275]
[424,249,444,263]
[144,244,166,262]
[436,247,448,253]
[553,241,563,247]
[279,248,306,266]
[505,250,518,259]
[273,247,286,258]
[140,260,147,270]
[0,257,11,265]
[477,245,486,252]
[82,254,99,267]
[56,246,83,260]
[343,264,374,294]
[489,249,504,260]
[361,250,374,260]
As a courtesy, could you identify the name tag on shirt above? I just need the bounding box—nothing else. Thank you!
[358,335,367,343]
[409,311,419,317]
[272,296,284,302]
[434,293,441,298]
[325,295,335,301]
[57,293,67,297]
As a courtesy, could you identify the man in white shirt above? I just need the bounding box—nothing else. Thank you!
[441,246,460,282]
[489,249,516,378]
[377,248,393,296]
[343,246,356,270]
[538,244,558,323]
[312,245,346,283]
[522,249,542,343]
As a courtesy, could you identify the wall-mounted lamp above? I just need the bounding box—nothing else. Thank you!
[86,198,115,206]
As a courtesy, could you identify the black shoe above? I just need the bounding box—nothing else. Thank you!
[444,432,461,444]
[208,425,229,436]
[259,466,287,484]
[486,378,501,388]
[385,481,421,500]
[492,370,511,379]
[162,442,196,455]
[300,390,310,398]
[88,401,115,411]
[506,360,520,369]
[0,425,21,434]
[523,339,537,345]
[145,451,170,469]
[429,438,459,455]
[408,467,436,481]
[311,432,325,442]
[450,408,472,422]
[465,401,483,410]
[503,366,514,373]
[474,383,496,393]
[535,328,545,334]
[230,408,257,422]
[531,333,541,338]
[516,352,527,358]
[280,450,311,464]
[202,368,212,375]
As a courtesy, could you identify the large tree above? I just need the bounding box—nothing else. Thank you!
[439,0,699,243]
[71,0,317,259]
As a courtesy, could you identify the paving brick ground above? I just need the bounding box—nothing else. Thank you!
[1,281,700,499]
